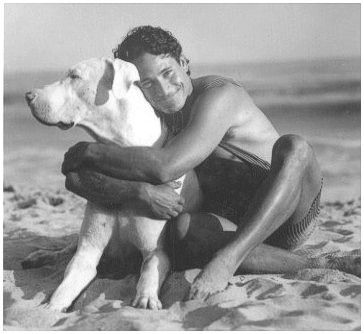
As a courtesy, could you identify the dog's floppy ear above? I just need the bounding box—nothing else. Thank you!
[105,58,140,99]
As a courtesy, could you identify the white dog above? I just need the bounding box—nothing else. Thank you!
[25,57,199,311]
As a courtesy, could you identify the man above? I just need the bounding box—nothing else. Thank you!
[62,25,332,300]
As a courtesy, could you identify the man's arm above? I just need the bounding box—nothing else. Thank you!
[65,169,184,219]
[62,84,245,184]
[65,169,144,208]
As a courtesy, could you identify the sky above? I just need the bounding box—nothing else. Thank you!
[4,3,361,73]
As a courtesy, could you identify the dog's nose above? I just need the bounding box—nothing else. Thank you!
[25,91,37,103]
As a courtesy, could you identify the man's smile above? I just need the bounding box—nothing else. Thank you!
[155,86,182,103]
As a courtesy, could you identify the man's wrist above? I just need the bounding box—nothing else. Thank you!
[137,182,150,203]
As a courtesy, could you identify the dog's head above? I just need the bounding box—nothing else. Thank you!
[25,58,140,131]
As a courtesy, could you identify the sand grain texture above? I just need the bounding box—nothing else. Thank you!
[3,185,361,330]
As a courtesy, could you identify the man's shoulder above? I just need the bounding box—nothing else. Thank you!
[193,75,244,90]
[191,75,258,120]
[192,75,249,105]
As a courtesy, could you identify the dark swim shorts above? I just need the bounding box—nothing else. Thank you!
[264,179,323,250]
[196,140,324,251]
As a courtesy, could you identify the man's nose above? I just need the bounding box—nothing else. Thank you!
[156,81,173,97]
[25,90,38,104]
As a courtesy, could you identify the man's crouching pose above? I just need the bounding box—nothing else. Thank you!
[63,25,360,300]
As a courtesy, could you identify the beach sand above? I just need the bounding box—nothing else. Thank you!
[3,185,361,330]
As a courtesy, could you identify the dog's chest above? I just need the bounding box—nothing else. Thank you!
[116,214,167,251]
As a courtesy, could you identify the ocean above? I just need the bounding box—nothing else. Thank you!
[4,57,360,201]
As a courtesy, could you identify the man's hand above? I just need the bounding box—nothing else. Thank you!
[140,181,185,220]
[62,142,98,175]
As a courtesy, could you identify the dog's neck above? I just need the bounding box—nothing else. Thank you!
[78,86,165,148]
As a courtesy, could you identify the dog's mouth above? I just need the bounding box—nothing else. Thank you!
[28,105,75,130]
[57,121,75,130]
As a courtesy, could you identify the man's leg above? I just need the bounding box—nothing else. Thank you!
[175,134,351,299]
[231,134,323,248]
[170,212,360,277]
[170,212,313,274]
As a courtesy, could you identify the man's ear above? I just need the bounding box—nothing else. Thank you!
[179,55,189,73]
[105,58,140,99]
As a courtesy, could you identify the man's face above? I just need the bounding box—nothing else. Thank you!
[132,53,192,114]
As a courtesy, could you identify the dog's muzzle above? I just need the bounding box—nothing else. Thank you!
[57,121,75,130]
[25,91,37,105]
[25,91,75,130]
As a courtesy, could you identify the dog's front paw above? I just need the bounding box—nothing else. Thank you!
[132,293,162,310]
[39,302,68,313]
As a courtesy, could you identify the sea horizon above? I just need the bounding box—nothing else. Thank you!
[4,56,360,114]
[4,55,360,201]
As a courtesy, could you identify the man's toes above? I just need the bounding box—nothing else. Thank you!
[189,286,207,301]
[41,302,67,313]
[188,287,197,300]
[198,290,209,301]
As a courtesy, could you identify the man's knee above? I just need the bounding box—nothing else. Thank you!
[273,134,314,168]
[172,213,192,241]
[170,212,224,241]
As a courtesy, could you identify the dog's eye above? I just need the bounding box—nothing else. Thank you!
[139,80,153,89]
[69,73,81,80]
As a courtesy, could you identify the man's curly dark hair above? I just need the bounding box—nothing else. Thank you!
[113,25,190,75]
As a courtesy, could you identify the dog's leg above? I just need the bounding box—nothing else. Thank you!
[45,202,116,312]
[132,248,170,310]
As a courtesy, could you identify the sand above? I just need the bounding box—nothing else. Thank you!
[3,184,361,331]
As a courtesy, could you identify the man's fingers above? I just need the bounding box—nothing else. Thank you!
[163,206,183,219]
[179,196,185,205]
[62,151,77,174]
[175,204,184,213]
[154,210,174,220]
[61,162,70,175]
[168,180,182,189]
[169,210,179,218]
[62,142,91,174]
[170,194,184,205]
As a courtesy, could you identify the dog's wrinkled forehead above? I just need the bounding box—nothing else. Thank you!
[64,58,114,107]
[69,58,106,80]
[65,58,139,105]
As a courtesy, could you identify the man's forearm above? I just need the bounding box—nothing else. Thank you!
[65,169,146,208]
[90,143,166,184]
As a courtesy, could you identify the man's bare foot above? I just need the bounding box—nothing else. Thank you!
[326,249,361,277]
[188,252,236,301]
[310,249,361,277]
[39,302,68,313]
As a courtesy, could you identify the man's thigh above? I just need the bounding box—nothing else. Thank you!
[195,156,261,224]
[180,170,204,213]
